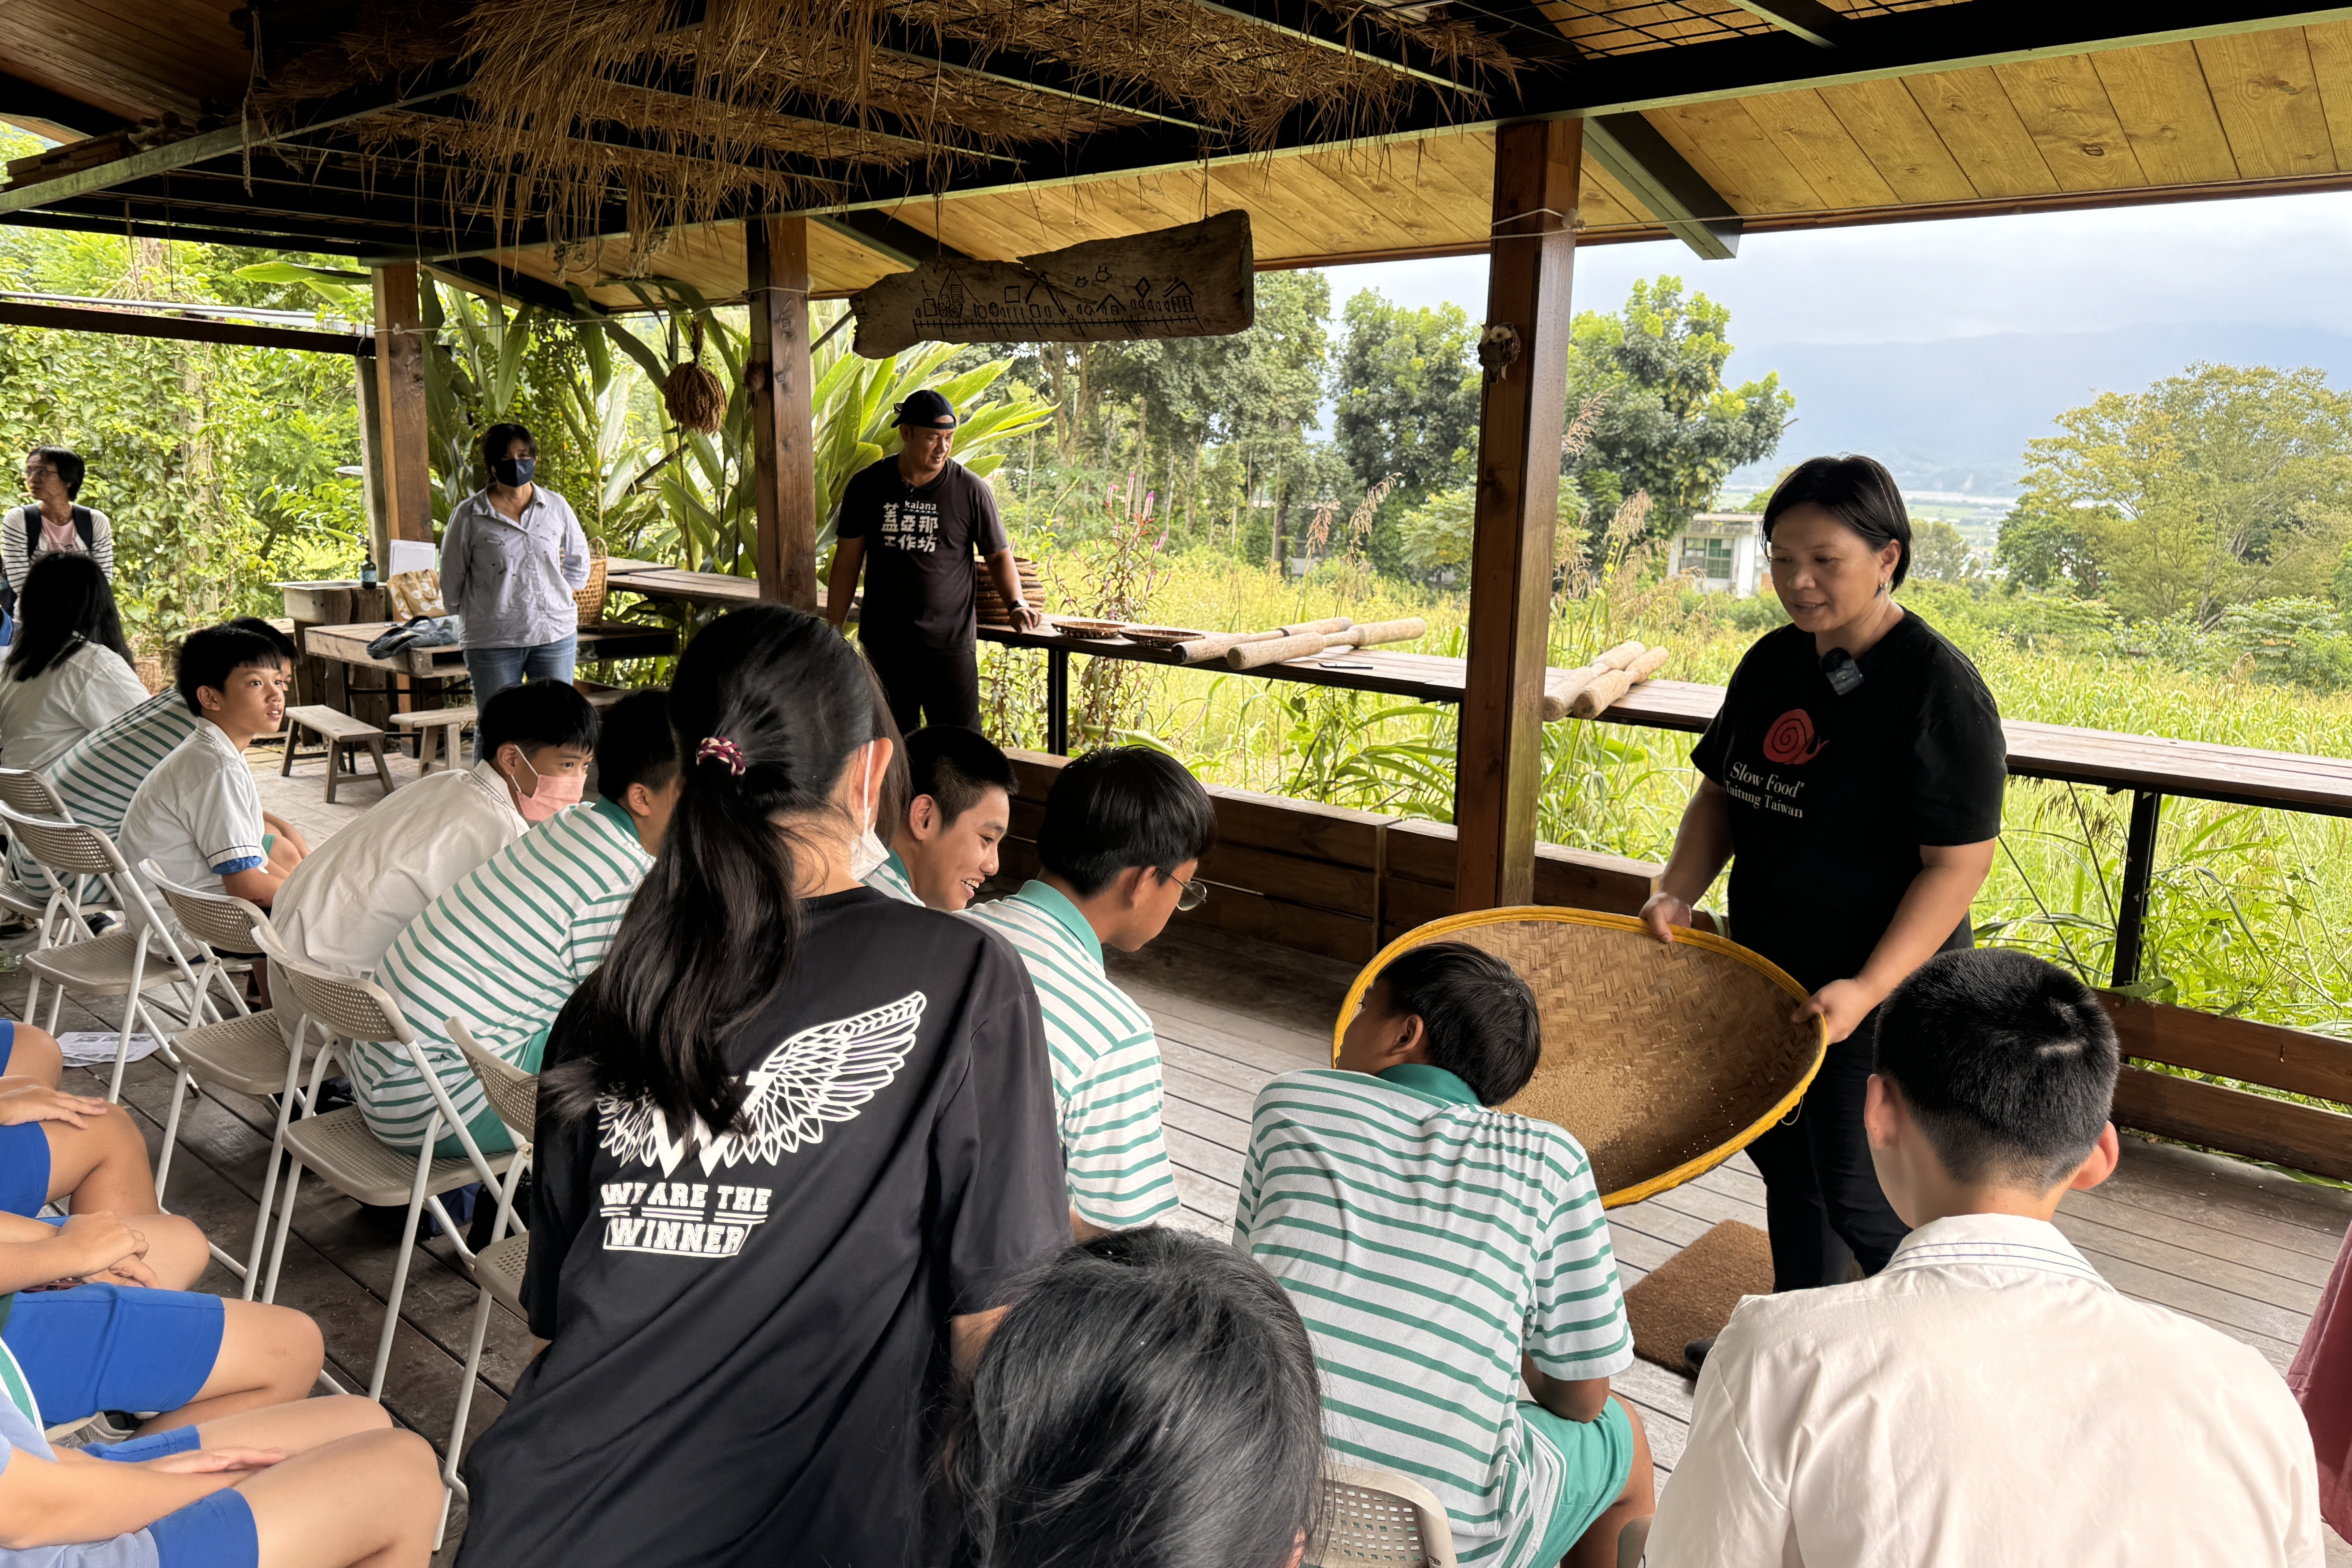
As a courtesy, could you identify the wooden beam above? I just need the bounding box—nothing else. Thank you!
[746,217,818,610]
[1722,0,1850,48]
[0,72,129,139]
[1581,112,1743,259]
[426,257,597,318]
[0,300,366,355]
[1454,119,1581,912]
[813,210,971,270]
[371,265,434,547]
[2112,1064,2352,1184]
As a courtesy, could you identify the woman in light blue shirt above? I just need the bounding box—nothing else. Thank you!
[441,422,590,718]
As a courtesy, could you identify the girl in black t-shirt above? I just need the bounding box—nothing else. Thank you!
[454,605,1068,1568]
[1643,456,2006,1316]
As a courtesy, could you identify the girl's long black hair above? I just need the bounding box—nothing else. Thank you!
[543,604,889,1134]
[7,553,130,683]
[948,1227,1325,1568]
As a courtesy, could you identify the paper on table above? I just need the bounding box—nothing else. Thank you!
[55,1032,162,1068]
[387,539,439,578]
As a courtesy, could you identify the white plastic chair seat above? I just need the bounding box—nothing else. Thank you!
[1309,1465,1457,1568]
[0,880,47,922]
[169,1010,318,1098]
[279,1106,513,1209]
[21,929,192,998]
[475,1231,529,1314]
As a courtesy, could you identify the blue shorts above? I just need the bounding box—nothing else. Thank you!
[1520,1395,1636,1565]
[0,1018,21,1074]
[0,1020,46,1218]
[72,1428,259,1568]
[0,1284,224,1425]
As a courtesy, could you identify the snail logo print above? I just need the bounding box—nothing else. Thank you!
[1762,709,1827,765]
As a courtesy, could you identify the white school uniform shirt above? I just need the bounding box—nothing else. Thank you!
[0,639,150,775]
[1647,1211,2324,1568]
[117,721,269,906]
[273,759,529,975]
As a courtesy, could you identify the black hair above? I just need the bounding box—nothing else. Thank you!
[481,421,536,473]
[174,626,287,716]
[226,616,299,662]
[1371,940,1542,1106]
[476,678,597,761]
[1035,746,1215,898]
[1761,454,1913,590]
[545,604,890,1134]
[866,660,909,845]
[594,687,679,804]
[28,446,83,500]
[1874,948,2119,1190]
[905,725,1016,829]
[5,553,130,684]
[950,1227,1322,1568]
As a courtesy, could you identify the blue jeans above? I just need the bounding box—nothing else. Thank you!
[464,634,576,761]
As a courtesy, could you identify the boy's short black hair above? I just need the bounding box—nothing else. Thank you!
[1036,746,1215,898]
[906,726,1016,828]
[174,625,287,716]
[594,687,678,804]
[226,616,299,663]
[478,678,597,761]
[1874,948,2119,1190]
[1373,941,1541,1106]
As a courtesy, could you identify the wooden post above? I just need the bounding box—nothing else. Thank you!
[747,217,818,609]
[1453,119,1582,912]
[371,264,433,547]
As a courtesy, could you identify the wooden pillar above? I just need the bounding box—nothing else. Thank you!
[1454,119,1582,912]
[747,217,819,609]
[371,264,433,546]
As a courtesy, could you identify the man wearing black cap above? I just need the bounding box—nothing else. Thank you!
[827,389,1040,731]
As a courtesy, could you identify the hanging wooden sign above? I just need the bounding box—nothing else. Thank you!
[849,211,1253,357]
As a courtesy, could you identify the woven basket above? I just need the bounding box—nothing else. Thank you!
[1335,908,1826,1208]
[574,537,609,626]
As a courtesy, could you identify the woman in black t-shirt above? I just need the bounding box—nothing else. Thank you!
[1643,456,2006,1310]
[453,605,1068,1568]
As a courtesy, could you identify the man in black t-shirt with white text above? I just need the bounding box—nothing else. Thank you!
[828,389,1040,730]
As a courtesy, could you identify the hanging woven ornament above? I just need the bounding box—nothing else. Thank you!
[663,317,727,434]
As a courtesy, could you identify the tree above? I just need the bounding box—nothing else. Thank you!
[1563,277,1791,550]
[1996,499,2109,597]
[1332,290,1477,494]
[1911,519,1973,582]
[2013,363,2352,621]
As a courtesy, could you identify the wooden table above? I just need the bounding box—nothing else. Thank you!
[300,620,678,680]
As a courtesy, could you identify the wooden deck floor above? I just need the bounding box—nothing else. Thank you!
[24,744,2349,1559]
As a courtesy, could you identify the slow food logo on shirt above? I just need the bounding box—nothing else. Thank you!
[1762,709,1827,765]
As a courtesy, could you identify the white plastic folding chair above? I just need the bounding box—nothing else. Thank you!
[0,769,119,1017]
[254,944,515,1401]
[1309,1465,1458,1568]
[0,803,213,1101]
[138,863,334,1295]
[436,1015,538,1545]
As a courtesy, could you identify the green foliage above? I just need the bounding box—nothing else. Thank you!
[1332,290,1478,496]
[1393,484,1475,576]
[1910,519,1974,583]
[1563,278,1791,545]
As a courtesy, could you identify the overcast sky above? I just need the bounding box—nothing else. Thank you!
[1323,189,2352,348]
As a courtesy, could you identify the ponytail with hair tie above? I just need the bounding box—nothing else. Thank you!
[697,735,747,775]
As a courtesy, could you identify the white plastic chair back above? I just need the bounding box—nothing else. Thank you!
[268,947,412,1047]
[141,861,274,958]
[448,1016,538,1145]
[1309,1465,1457,1568]
[1,805,125,879]
[0,768,69,820]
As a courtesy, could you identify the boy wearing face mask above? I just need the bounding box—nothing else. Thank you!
[272,679,597,977]
[441,420,591,738]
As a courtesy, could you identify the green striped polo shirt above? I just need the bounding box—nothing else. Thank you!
[365,796,653,1151]
[8,691,195,895]
[863,849,922,906]
[1234,1065,1632,1568]
[964,881,1178,1229]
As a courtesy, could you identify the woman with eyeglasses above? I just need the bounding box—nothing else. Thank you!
[966,745,1216,1241]
[7,447,115,628]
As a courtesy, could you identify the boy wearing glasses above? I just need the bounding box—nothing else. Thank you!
[966,746,1213,1239]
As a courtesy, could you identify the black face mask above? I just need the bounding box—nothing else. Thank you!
[492,456,536,488]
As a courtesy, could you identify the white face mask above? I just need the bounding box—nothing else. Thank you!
[849,743,890,882]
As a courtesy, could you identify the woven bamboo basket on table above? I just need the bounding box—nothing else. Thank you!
[573,538,609,625]
[1335,908,1827,1208]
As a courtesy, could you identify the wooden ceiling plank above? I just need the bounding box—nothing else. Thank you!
[1741,88,1904,210]
[1274,152,1449,256]
[1903,65,2064,198]
[1650,98,1820,212]
[1809,76,1976,203]
[2195,28,2339,176]
[2091,41,2244,184]
[1575,157,1652,229]
[2293,22,2352,172]
[1992,53,2151,191]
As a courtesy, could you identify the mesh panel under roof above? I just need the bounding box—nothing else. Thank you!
[1526,0,1967,59]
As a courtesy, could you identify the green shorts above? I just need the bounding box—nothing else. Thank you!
[1519,1395,1635,1566]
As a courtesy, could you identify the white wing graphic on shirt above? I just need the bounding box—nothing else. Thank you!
[597,992,926,1177]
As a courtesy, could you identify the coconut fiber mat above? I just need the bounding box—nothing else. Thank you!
[1623,1220,1774,1376]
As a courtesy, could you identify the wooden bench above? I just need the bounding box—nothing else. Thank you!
[387,687,631,775]
[281,705,395,803]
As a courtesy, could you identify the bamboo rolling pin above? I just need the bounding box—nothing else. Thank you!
[1540,639,1647,720]
[1568,645,1672,718]
[1225,617,1428,671]
[1177,618,1353,666]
